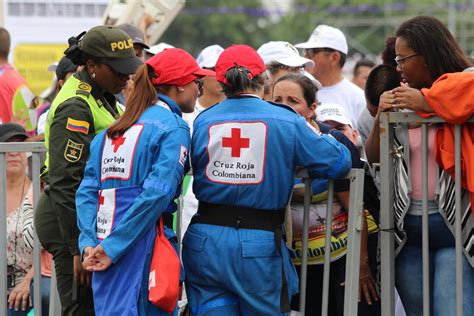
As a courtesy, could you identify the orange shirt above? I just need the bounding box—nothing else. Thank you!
[420,72,474,211]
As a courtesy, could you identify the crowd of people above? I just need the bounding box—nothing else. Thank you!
[0,14,473,316]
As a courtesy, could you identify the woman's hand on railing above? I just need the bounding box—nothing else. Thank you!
[379,90,397,112]
[8,276,32,312]
[391,85,433,113]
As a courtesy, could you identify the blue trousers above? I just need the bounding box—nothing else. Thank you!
[182,223,298,316]
[396,213,474,316]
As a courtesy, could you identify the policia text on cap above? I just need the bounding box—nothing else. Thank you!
[34,26,142,315]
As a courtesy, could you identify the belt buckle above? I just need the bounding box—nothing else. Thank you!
[235,216,242,229]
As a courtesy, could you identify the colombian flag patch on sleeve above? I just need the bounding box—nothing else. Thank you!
[66,118,90,134]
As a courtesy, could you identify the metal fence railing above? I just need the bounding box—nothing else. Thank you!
[379,112,473,316]
[0,142,59,316]
[295,168,365,316]
[1,141,366,316]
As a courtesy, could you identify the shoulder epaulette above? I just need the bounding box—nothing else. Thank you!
[76,82,92,97]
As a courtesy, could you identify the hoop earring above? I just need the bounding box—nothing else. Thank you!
[91,73,96,78]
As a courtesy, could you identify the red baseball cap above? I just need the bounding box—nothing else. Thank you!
[145,48,215,86]
[215,44,267,85]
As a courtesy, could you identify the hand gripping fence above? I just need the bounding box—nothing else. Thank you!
[379,112,473,316]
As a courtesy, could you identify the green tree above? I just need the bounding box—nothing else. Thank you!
[160,0,272,55]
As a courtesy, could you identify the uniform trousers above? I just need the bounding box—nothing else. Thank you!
[35,193,94,316]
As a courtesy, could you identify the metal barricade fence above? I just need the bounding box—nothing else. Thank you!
[1,141,366,316]
[379,112,473,316]
[177,169,366,316]
[295,168,365,316]
[0,142,58,316]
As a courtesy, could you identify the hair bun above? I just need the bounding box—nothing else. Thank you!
[64,31,86,66]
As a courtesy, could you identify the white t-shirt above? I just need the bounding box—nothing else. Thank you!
[317,78,366,128]
[180,99,207,240]
[356,107,375,146]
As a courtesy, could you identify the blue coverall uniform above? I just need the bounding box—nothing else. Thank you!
[76,95,189,316]
[183,95,352,315]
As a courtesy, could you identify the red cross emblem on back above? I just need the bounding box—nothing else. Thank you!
[111,134,126,153]
[222,128,250,158]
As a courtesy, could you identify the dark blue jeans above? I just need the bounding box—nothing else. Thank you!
[30,276,51,316]
[395,212,474,316]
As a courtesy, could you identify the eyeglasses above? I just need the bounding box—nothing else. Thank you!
[394,53,420,66]
[304,48,334,59]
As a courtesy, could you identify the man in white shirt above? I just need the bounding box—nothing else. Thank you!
[182,44,225,132]
[296,25,365,128]
[181,45,225,241]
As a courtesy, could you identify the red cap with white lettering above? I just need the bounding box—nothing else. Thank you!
[215,44,267,85]
[146,48,215,86]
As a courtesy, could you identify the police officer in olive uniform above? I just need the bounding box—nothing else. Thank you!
[34,26,142,315]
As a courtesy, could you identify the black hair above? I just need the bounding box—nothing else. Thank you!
[63,31,102,67]
[274,73,318,107]
[353,58,375,77]
[365,64,401,107]
[220,66,265,97]
[381,36,397,67]
[266,61,302,76]
[396,16,471,81]
[266,62,286,76]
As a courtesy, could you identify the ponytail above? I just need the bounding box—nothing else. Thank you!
[220,66,265,97]
[107,64,157,138]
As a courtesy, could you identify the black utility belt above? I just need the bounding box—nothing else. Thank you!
[191,201,285,231]
[190,201,291,313]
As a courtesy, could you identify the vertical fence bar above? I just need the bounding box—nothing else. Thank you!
[299,177,312,315]
[321,180,335,316]
[49,265,61,316]
[379,112,395,316]
[421,124,430,316]
[0,152,7,315]
[32,153,43,316]
[344,169,365,316]
[454,124,463,316]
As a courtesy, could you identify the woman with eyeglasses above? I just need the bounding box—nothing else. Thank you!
[365,16,473,315]
[76,48,213,316]
[34,25,142,315]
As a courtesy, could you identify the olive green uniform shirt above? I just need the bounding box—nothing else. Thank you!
[43,70,120,256]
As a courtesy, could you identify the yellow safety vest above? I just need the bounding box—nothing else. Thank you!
[42,75,122,175]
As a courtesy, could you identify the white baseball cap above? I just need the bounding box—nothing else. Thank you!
[303,71,322,90]
[257,41,314,69]
[295,25,348,55]
[196,44,224,68]
[316,103,352,126]
[145,42,175,56]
